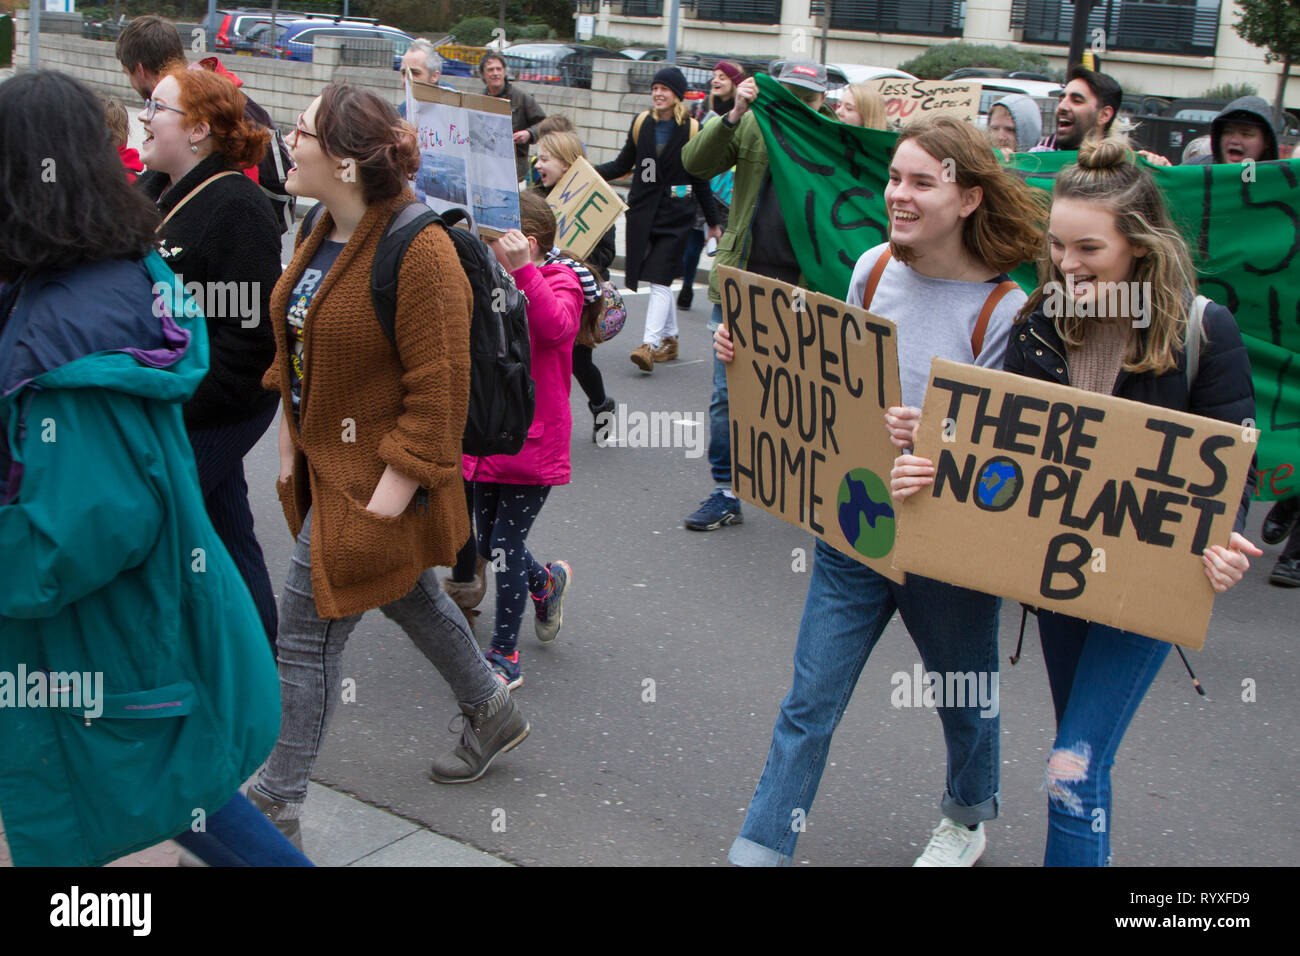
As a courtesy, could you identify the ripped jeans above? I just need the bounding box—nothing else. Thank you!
[1037,611,1172,867]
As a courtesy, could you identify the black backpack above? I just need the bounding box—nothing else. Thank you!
[302,202,535,457]
[241,95,296,235]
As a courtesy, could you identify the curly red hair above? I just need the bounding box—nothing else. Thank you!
[166,66,269,170]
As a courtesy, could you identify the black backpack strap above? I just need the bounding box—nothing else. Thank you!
[299,201,324,248]
[370,202,441,345]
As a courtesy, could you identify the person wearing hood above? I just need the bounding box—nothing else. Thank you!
[987,93,1042,155]
[1183,95,1283,165]
[0,70,304,867]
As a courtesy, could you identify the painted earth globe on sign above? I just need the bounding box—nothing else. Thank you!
[836,468,895,558]
[975,456,1022,511]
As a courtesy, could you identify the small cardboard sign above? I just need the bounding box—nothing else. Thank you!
[891,359,1256,649]
[867,78,981,125]
[720,266,904,581]
[544,156,627,261]
[408,81,519,239]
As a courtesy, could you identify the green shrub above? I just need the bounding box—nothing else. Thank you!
[899,42,1056,81]
[450,15,497,46]
[510,23,553,40]
[1202,82,1258,100]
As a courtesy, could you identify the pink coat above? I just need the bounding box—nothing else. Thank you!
[463,261,581,485]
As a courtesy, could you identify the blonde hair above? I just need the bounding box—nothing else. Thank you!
[891,115,1047,274]
[843,82,886,131]
[1018,132,1199,375]
[538,130,584,171]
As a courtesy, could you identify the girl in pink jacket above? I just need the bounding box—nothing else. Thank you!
[464,191,584,689]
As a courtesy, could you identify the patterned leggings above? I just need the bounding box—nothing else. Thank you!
[474,482,552,654]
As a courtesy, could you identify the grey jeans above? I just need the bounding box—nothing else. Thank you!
[255,508,501,811]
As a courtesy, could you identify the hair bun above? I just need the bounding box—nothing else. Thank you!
[1076,133,1133,171]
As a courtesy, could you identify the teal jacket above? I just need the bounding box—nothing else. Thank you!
[0,252,280,866]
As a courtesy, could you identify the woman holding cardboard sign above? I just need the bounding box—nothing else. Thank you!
[715,116,1046,866]
[891,134,1261,866]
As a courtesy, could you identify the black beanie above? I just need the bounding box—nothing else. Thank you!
[651,66,687,102]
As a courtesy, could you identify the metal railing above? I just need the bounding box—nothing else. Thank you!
[337,37,397,68]
[1010,0,1219,57]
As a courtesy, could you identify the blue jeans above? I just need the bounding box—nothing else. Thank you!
[1037,611,1171,867]
[707,304,730,485]
[173,792,312,866]
[681,227,706,289]
[730,539,1001,865]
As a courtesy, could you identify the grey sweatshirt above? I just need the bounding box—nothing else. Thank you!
[846,242,1027,409]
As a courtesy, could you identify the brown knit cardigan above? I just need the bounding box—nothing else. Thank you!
[263,190,473,619]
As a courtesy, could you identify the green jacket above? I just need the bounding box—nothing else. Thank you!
[0,252,280,866]
[682,101,838,306]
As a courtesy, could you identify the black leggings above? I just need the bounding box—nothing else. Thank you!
[474,482,552,653]
[572,344,606,408]
[451,480,478,581]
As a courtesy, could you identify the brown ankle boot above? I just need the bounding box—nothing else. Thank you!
[651,335,678,362]
[442,554,488,611]
[630,342,655,372]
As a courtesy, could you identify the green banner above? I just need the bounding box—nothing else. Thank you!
[750,72,1300,502]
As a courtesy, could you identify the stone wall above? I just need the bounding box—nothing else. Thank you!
[11,11,643,168]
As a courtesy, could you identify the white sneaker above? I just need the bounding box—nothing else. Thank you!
[912,817,986,867]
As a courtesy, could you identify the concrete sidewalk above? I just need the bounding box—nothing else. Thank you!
[0,782,513,867]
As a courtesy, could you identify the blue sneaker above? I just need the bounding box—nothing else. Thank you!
[485,647,523,691]
[532,561,571,645]
[685,491,743,531]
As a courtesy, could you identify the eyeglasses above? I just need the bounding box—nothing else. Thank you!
[144,97,187,122]
[290,117,319,148]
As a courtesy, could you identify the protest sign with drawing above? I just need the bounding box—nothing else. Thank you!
[720,266,904,581]
[544,157,627,261]
[744,73,1300,500]
[407,81,519,238]
[867,78,981,125]
[891,359,1255,649]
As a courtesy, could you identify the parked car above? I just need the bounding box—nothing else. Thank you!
[829,63,918,87]
[767,59,914,93]
[208,8,305,54]
[501,42,630,90]
[943,68,1056,83]
[244,17,413,69]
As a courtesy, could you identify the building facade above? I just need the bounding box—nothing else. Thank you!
[581,0,1296,105]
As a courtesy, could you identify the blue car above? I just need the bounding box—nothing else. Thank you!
[264,17,414,69]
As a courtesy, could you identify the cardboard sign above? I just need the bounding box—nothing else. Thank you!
[867,78,981,124]
[544,156,627,261]
[408,81,519,238]
[720,266,904,581]
[892,359,1255,649]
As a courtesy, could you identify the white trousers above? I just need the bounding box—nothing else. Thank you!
[643,283,678,346]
